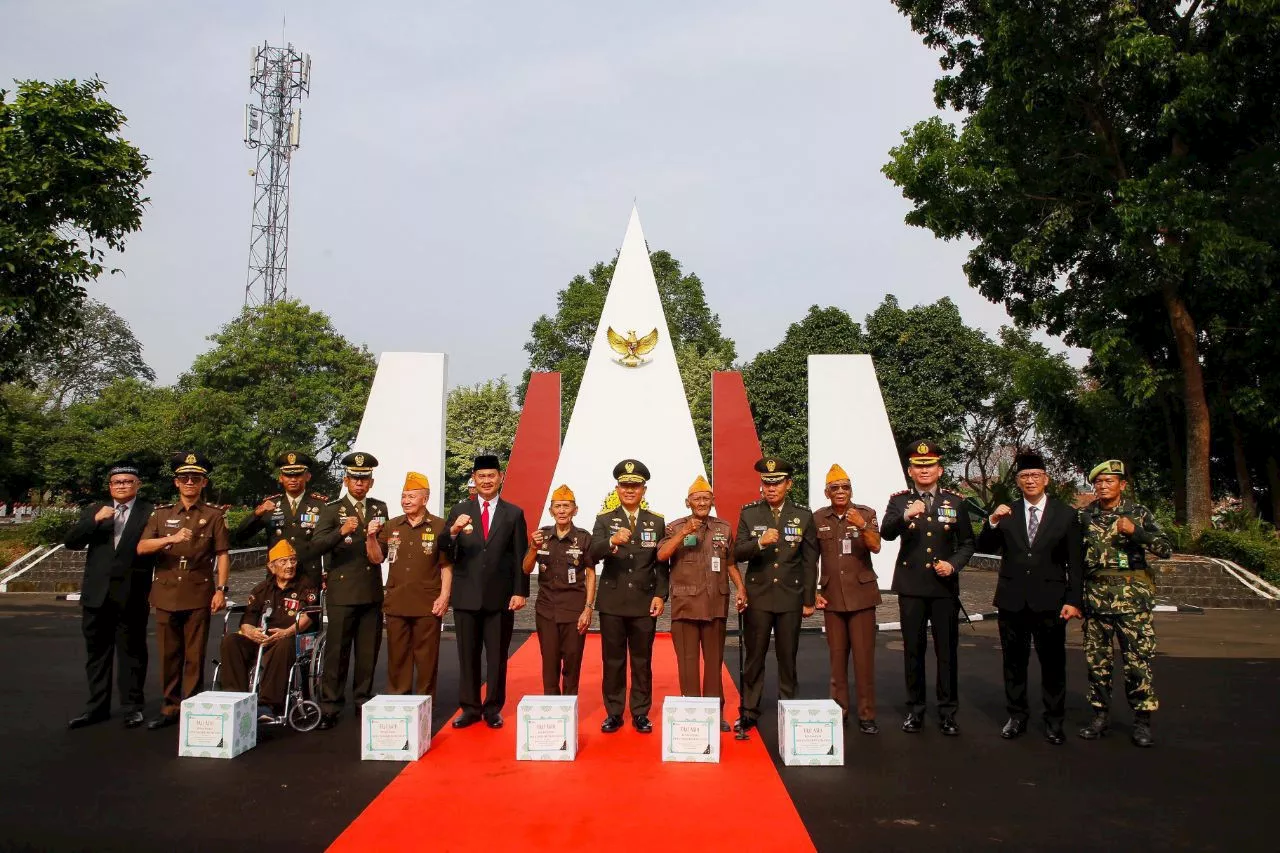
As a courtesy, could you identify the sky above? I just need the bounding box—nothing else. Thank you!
[3,0,1079,388]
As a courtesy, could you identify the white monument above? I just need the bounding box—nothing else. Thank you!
[807,354,904,590]
[353,352,449,518]
[540,208,707,524]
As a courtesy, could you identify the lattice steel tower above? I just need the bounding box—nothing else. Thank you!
[243,42,311,306]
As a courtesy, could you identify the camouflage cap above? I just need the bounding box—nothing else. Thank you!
[1089,459,1126,482]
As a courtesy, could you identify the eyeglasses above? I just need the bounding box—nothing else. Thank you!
[109,479,138,487]
[828,484,851,492]
[176,475,204,484]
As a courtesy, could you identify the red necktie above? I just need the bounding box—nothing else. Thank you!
[482,501,491,540]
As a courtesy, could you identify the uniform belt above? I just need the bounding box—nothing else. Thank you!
[1089,570,1150,582]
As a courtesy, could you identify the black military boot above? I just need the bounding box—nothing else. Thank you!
[1131,712,1154,748]
[1077,711,1109,740]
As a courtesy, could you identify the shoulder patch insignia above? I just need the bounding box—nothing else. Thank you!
[311,493,328,501]
[890,489,909,497]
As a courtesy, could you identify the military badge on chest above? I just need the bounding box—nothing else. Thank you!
[422,529,435,554]
[339,507,352,544]
[783,518,803,544]
[936,500,958,531]
[640,520,657,548]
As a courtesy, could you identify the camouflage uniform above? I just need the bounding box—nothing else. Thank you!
[1079,499,1173,713]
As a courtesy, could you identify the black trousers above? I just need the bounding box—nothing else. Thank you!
[80,585,149,717]
[321,602,382,716]
[741,607,802,720]
[455,608,514,717]
[998,607,1067,723]
[219,633,296,710]
[899,595,959,716]
[598,613,655,718]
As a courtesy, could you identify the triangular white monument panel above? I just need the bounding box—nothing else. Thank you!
[541,208,707,524]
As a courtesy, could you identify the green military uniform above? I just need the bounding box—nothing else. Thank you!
[306,452,388,719]
[732,457,819,726]
[233,451,327,586]
[1079,485,1172,719]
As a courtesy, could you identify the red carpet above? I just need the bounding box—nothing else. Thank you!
[329,633,815,852]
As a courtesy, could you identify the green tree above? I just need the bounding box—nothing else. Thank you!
[40,378,181,502]
[1,78,150,383]
[178,300,376,502]
[444,379,520,504]
[0,383,53,509]
[864,295,996,454]
[521,250,736,467]
[22,299,155,409]
[741,306,866,498]
[883,1,1280,531]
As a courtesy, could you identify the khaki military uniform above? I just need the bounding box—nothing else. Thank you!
[531,525,593,695]
[659,514,734,704]
[142,501,231,716]
[814,504,881,720]
[378,512,451,697]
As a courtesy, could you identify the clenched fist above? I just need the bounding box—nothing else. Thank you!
[451,514,473,536]
[94,505,117,523]
[170,527,194,544]
[340,516,359,536]
[610,527,632,547]
[990,504,1013,525]
[1115,516,1136,536]
[759,528,780,547]
[255,498,277,517]
[531,528,547,547]
[845,507,866,527]
[905,500,927,520]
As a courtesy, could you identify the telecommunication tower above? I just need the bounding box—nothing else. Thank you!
[243,42,311,306]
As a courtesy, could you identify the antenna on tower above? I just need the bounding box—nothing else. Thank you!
[243,41,311,307]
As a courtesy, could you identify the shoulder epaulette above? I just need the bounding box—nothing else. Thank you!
[154,503,173,511]
[743,499,765,508]
[215,504,231,514]
[267,493,283,500]
[648,510,664,518]
[890,489,909,497]
[793,503,810,511]
[310,492,328,501]
[327,498,344,506]
[596,509,616,517]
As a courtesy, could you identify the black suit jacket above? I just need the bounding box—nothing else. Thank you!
[441,497,529,612]
[64,499,156,609]
[976,496,1083,612]
[881,488,976,599]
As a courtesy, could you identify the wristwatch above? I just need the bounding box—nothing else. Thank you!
[216,585,230,592]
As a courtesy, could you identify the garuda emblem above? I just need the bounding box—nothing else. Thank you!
[607,327,659,367]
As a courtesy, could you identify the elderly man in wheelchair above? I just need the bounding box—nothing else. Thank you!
[217,540,320,725]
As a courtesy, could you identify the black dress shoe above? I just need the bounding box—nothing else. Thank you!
[720,719,732,733]
[484,713,504,729]
[901,713,923,733]
[733,716,757,733]
[858,718,880,735]
[601,714,623,733]
[68,712,109,730]
[317,714,339,731]
[146,714,178,730]
[123,711,145,729]
[452,712,482,729]
[939,715,960,736]
[1045,722,1065,745]
[632,715,653,733]
[1001,718,1027,739]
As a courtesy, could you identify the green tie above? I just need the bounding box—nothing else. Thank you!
[355,501,366,521]
[628,512,637,531]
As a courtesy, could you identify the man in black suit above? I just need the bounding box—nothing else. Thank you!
[441,453,529,729]
[63,461,156,729]
[976,450,1083,744]
[881,440,975,736]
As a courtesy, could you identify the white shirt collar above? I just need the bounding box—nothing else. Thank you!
[116,497,137,512]
[1025,494,1049,513]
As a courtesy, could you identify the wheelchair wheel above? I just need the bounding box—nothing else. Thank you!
[308,636,326,698]
[289,699,322,732]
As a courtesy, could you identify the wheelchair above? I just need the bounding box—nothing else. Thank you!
[211,595,326,732]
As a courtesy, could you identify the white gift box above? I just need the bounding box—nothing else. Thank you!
[662,696,720,763]
[361,695,433,761]
[517,695,578,761]
[778,699,844,766]
[178,691,257,759]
